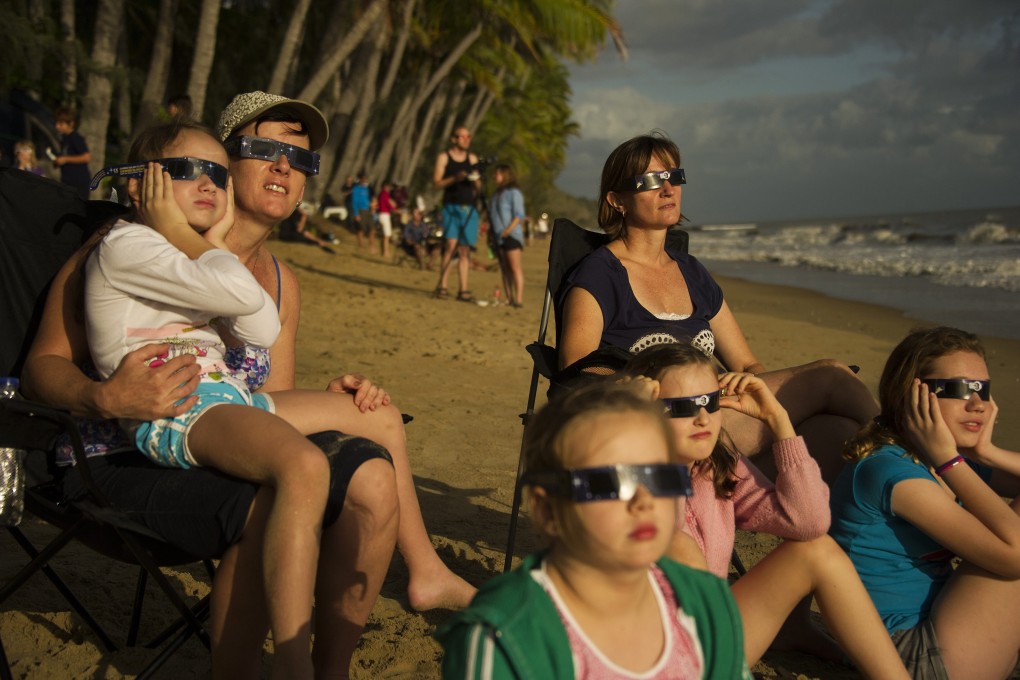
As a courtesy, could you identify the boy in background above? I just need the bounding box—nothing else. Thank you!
[53,108,92,198]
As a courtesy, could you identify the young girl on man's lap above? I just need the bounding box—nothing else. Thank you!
[625,344,908,678]
[84,120,397,676]
[438,380,751,679]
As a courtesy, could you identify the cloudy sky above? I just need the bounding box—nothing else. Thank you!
[558,0,1019,224]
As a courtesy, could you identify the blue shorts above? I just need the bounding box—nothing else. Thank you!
[442,203,479,247]
[133,381,275,469]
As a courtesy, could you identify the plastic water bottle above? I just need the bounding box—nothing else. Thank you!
[0,377,25,526]
[493,288,502,305]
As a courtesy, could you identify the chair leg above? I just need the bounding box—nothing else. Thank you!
[3,524,118,652]
[503,410,535,573]
[113,529,211,648]
[0,633,13,680]
[126,567,148,647]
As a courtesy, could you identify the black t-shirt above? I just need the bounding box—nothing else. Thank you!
[59,130,91,190]
[442,151,476,206]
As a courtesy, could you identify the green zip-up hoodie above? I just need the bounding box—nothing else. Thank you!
[436,552,751,679]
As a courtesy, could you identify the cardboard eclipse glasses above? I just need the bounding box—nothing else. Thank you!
[524,463,693,503]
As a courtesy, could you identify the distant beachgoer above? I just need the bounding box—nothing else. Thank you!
[377,181,394,259]
[166,93,193,120]
[536,211,550,239]
[279,205,335,252]
[14,140,44,175]
[352,173,372,249]
[53,107,91,198]
[432,125,479,302]
[402,207,432,269]
[559,132,878,482]
[831,326,1020,678]
[489,163,525,307]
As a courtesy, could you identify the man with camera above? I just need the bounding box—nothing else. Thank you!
[432,125,481,302]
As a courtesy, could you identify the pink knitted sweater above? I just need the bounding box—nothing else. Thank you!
[681,436,830,578]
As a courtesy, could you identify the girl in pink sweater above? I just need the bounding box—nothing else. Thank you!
[626,344,907,678]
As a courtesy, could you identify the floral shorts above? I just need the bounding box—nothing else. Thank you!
[133,381,275,469]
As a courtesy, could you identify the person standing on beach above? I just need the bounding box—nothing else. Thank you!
[432,125,480,302]
[52,107,91,198]
[352,172,373,250]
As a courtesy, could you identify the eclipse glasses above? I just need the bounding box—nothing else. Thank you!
[662,390,721,418]
[90,157,228,191]
[523,463,692,503]
[920,378,990,401]
[619,167,686,193]
[223,135,320,175]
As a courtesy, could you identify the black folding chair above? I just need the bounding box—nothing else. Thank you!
[502,218,691,571]
[0,168,215,678]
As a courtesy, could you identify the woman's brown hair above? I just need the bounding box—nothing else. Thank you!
[597,132,682,241]
[624,343,740,499]
[843,326,986,462]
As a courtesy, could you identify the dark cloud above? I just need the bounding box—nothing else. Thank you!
[560,0,1019,221]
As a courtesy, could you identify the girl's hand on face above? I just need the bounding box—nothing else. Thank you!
[904,379,960,468]
[718,372,796,439]
[617,375,661,402]
[138,162,190,236]
[970,396,999,465]
[203,177,233,250]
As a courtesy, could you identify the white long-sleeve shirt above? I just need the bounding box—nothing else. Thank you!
[85,221,280,393]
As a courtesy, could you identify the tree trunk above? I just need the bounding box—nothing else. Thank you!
[376,0,416,103]
[136,0,177,130]
[437,79,467,148]
[59,0,77,104]
[78,0,125,181]
[335,26,386,182]
[365,22,482,186]
[297,0,386,104]
[394,82,447,186]
[186,0,221,122]
[115,32,132,138]
[267,0,313,95]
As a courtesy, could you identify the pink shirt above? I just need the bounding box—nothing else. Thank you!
[534,563,704,679]
[682,436,830,578]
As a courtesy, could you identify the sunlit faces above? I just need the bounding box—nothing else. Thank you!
[228,120,309,224]
[609,153,682,229]
[921,350,991,451]
[157,129,229,231]
[545,411,678,572]
[657,363,723,465]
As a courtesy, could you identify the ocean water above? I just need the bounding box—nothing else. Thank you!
[689,206,1020,340]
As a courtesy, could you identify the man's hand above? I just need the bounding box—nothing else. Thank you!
[95,343,201,420]
[326,373,391,412]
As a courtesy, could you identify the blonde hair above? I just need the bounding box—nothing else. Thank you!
[844,326,986,462]
[524,380,677,478]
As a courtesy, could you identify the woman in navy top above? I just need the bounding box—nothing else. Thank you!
[559,133,878,483]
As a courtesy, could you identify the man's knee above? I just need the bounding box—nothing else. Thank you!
[346,458,398,525]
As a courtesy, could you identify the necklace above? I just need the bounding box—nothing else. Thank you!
[245,248,261,277]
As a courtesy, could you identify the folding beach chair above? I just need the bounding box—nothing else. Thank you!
[502,218,691,571]
[0,168,215,678]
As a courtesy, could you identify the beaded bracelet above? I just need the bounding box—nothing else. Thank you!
[934,455,965,477]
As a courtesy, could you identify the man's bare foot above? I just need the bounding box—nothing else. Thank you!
[407,565,477,612]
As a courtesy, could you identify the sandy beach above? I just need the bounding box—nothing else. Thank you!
[3,220,1018,679]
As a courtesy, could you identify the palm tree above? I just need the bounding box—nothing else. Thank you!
[78,0,125,176]
[135,0,178,130]
[186,0,221,121]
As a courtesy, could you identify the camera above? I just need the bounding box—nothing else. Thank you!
[472,155,497,171]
